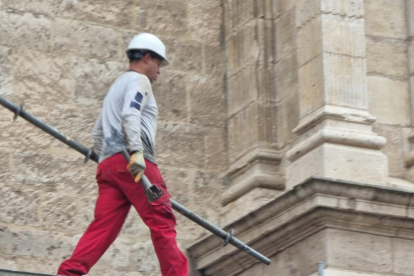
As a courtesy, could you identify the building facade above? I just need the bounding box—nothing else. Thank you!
[0,0,414,276]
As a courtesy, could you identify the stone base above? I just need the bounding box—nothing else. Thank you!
[287,143,388,189]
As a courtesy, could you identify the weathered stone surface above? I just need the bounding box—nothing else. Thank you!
[204,44,225,76]
[366,36,407,78]
[12,49,73,108]
[100,238,132,268]
[77,0,134,28]
[0,226,73,260]
[324,53,367,109]
[72,56,125,105]
[54,18,120,60]
[320,0,364,17]
[140,0,188,38]
[156,122,205,169]
[368,76,410,126]
[327,229,392,273]
[275,0,297,15]
[373,124,404,178]
[187,0,222,44]
[277,92,300,144]
[298,54,325,118]
[365,0,407,39]
[164,39,203,73]
[394,238,414,274]
[276,9,296,59]
[227,64,259,116]
[1,0,77,19]
[0,46,13,96]
[0,11,51,52]
[0,186,39,226]
[40,192,79,232]
[322,15,365,57]
[408,39,414,75]
[152,69,188,123]
[276,53,299,102]
[131,241,160,273]
[297,16,322,66]
[205,129,227,170]
[0,150,12,183]
[188,75,225,127]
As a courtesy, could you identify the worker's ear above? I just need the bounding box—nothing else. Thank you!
[142,53,152,64]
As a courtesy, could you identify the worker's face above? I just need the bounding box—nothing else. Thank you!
[147,57,161,83]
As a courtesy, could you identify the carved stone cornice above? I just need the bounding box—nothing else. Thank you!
[187,178,414,276]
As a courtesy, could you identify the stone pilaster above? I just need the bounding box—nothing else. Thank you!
[221,0,284,225]
[286,0,389,188]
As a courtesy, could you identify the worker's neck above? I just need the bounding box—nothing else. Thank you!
[129,62,147,76]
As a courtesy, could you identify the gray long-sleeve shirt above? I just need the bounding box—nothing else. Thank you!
[92,71,158,163]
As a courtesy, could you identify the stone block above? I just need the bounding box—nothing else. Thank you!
[204,44,225,77]
[320,0,364,17]
[131,241,160,273]
[275,0,297,15]
[0,11,51,52]
[394,238,414,274]
[72,56,125,105]
[366,36,407,78]
[324,53,368,109]
[0,186,39,226]
[12,49,73,107]
[409,39,414,75]
[297,16,322,66]
[205,129,227,170]
[227,64,259,116]
[140,0,188,38]
[77,0,134,28]
[368,76,410,126]
[119,210,150,237]
[188,74,225,127]
[164,39,203,73]
[228,104,261,163]
[187,0,222,44]
[287,143,388,188]
[373,124,404,178]
[298,54,325,118]
[0,150,11,182]
[0,46,13,96]
[409,0,414,37]
[152,69,188,123]
[365,0,407,39]
[2,0,77,19]
[101,238,131,268]
[156,122,205,169]
[276,54,299,102]
[327,229,392,273]
[322,15,365,57]
[276,8,297,59]
[277,92,300,144]
[40,192,79,232]
[0,226,73,260]
[54,18,120,60]
[296,0,322,28]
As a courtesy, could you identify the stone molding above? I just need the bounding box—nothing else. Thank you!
[221,147,284,206]
[187,178,414,276]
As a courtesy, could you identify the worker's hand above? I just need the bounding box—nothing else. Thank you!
[127,151,146,182]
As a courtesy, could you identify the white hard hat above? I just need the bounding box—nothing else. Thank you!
[126,33,169,66]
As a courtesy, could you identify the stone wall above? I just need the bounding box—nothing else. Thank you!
[0,1,226,275]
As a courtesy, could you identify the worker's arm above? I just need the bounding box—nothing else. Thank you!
[121,78,150,180]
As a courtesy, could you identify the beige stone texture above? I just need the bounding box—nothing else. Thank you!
[394,238,414,274]
[365,0,407,39]
[54,18,120,60]
[368,76,411,126]
[1,0,77,19]
[275,0,297,15]
[276,53,299,102]
[287,143,388,188]
[297,16,323,66]
[0,11,51,52]
[373,124,405,178]
[327,229,392,273]
[0,46,13,97]
[0,186,39,226]
[366,36,408,78]
[276,9,297,60]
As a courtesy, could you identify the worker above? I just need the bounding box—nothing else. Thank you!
[57,33,189,276]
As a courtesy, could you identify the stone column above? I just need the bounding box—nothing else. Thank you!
[221,0,284,224]
[286,0,389,188]
[405,0,414,181]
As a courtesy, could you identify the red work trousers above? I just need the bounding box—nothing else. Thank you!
[57,153,189,276]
